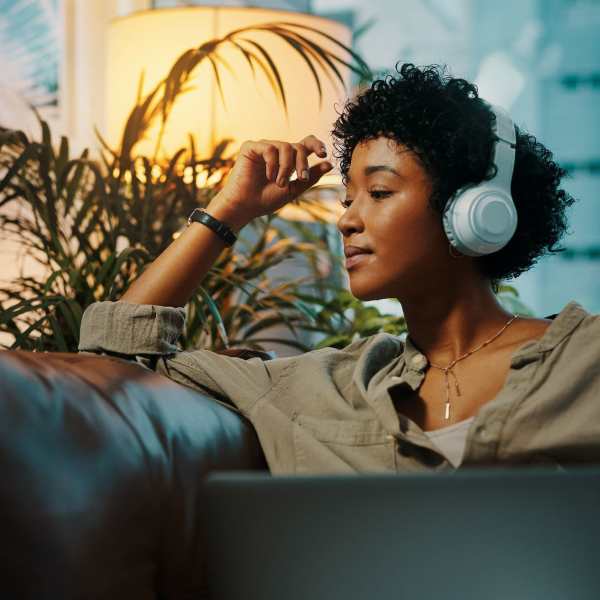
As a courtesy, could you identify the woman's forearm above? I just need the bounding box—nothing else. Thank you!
[120,194,247,307]
[120,135,331,307]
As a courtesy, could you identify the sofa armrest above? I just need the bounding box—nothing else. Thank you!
[0,350,267,600]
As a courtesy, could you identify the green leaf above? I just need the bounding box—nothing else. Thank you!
[314,333,352,349]
[198,286,229,347]
[49,313,69,352]
[207,54,227,110]
[57,300,81,344]
[276,21,372,78]
[239,38,288,114]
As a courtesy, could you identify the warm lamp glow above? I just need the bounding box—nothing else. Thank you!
[106,7,353,162]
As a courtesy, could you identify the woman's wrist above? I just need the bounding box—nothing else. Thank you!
[205,194,250,233]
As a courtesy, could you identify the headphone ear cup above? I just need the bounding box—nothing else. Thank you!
[444,103,518,257]
[443,186,517,256]
[443,189,465,253]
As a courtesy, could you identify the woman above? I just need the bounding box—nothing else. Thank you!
[79,63,600,472]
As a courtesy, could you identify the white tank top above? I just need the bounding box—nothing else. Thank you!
[424,417,475,467]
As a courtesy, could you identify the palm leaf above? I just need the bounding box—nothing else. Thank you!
[197,285,229,347]
[237,38,288,114]
[115,21,370,160]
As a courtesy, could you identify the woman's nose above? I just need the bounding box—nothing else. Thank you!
[337,202,364,237]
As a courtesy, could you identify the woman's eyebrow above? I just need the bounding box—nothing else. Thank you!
[346,164,403,183]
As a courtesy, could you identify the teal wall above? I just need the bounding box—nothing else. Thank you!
[469,0,600,315]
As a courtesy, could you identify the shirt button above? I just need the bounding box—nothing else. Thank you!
[410,353,428,369]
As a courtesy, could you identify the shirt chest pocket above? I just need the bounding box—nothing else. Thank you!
[292,413,396,474]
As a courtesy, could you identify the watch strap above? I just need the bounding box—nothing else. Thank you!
[187,208,237,247]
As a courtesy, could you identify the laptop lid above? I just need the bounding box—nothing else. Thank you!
[201,468,600,600]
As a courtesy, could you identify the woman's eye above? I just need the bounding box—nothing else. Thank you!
[340,191,391,208]
[370,190,391,200]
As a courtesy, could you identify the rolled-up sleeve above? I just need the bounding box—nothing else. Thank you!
[79,300,186,355]
[78,301,274,414]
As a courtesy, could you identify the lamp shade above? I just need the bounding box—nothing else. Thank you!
[106,7,353,161]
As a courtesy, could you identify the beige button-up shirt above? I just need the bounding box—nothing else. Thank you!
[78,299,600,474]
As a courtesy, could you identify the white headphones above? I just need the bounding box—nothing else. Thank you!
[442,103,518,257]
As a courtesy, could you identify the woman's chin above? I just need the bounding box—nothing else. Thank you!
[345,254,390,300]
[347,266,403,301]
[347,278,386,302]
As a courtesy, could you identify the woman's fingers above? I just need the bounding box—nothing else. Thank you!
[291,135,329,187]
[300,134,328,158]
[229,137,333,220]
[294,143,309,181]
[249,136,328,186]
[276,143,294,187]
[288,160,333,198]
[262,143,279,182]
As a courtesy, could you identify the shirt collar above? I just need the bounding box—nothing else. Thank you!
[394,335,427,391]
[509,300,588,366]
[400,299,589,374]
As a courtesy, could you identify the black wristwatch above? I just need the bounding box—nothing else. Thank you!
[187,208,238,247]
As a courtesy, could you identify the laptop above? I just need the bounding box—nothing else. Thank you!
[201,468,600,600]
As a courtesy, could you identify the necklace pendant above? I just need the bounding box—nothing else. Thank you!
[444,401,450,420]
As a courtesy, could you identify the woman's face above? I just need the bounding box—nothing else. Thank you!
[336,136,452,301]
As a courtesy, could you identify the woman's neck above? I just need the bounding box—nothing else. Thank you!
[399,285,514,364]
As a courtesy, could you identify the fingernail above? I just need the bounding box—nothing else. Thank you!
[301,169,309,180]
[277,176,287,187]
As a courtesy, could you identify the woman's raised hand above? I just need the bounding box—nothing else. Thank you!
[122,136,332,306]
[210,135,334,228]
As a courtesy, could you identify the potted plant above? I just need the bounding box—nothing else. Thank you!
[0,21,384,353]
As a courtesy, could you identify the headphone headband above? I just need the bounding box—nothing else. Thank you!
[488,104,516,192]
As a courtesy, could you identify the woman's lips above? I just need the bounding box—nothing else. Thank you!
[345,252,373,269]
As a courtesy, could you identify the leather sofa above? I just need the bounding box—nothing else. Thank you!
[0,349,268,600]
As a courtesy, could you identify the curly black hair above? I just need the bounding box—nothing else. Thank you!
[331,63,576,292]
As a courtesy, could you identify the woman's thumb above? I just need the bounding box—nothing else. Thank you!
[289,161,334,197]
[310,160,334,183]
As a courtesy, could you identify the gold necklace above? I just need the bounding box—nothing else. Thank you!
[425,314,519,421]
